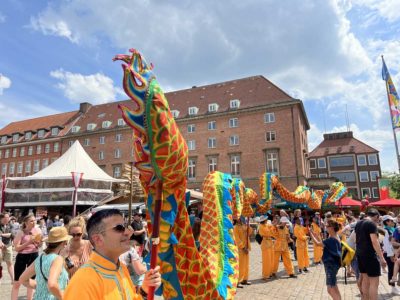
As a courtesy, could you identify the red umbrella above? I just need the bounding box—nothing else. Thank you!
[368,198,400,207]
[335,197,362,207]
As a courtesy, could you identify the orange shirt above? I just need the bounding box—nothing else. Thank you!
[273,226,290,252]
[259,223,275,249]
[294,225,308,249]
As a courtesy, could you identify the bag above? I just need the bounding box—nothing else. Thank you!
[40,255,48,281]
[341,241,355,284]
[255,233,263,245]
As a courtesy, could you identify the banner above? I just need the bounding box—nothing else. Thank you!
[378,177,390,200]
[382,57,400,129]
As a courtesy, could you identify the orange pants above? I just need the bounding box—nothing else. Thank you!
[313,243,323,263]
[296,246,310,269]
[238,250,250,281]
[262,247,274,278]
[273,250,294,275]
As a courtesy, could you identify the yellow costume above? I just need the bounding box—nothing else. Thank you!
[233,223,253,282]
[294,224,310,270]
[259,223,275,279]
[272,226,295,275]
[311,222,323,264]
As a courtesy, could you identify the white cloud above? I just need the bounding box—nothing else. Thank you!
[0,74,11,95]
[0,12,6,23]
[30,14,78,43]
[353,0,400,22]
[50,69,122,104]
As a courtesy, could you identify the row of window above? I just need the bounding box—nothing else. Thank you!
[71,118,126,133]
[311,170,380,182]
[310,154,378,169]
[171,99,241,118]
[0,143,60,159]
[77,134,124,147]
[186,150,279,179]
[1,158,57,176]
[1,127,61,144]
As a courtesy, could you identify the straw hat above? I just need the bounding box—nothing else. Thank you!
[46,227,72,244]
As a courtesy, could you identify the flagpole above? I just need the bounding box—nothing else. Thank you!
[382,55,400,173]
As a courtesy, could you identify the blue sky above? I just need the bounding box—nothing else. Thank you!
[1,0,400,173]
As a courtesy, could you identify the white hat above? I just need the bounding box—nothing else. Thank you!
[280,216,290,224]
[259,215,267,223]
[382,215,396,222]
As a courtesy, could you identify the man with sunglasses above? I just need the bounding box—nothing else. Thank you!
[64,209,161,300]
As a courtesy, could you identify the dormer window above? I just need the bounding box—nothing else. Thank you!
[25,132,32,140]
[1,136,7,144]
[98,113,106,118]
[117,118,126,126]
[87,123,96,131]
[188,107,198,116]
[230,99,240,109]
[37,129,45,138]
[102,121,112,129]
[12,133,20,142]
[171,110,180,118]
[71,126,80,133]
[51,127,59,136]
[208,103,218,113]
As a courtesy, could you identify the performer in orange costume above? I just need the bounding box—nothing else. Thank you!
[272,218,296,278]
[311,215,323,265]
[233,218,253,285]
[294,217,310,273]
[258,216,275,280]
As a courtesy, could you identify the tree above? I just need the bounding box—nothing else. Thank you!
[389,174,400,198]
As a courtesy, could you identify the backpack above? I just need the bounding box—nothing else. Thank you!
[255,232,263,245]
[341,241,355,284]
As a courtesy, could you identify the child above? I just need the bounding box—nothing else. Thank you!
[310,219,342,300]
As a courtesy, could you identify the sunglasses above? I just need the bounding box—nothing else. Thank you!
[71,233,83,238]
[102,224,131,234]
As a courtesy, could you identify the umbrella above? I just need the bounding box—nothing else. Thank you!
[368,198,400,207]
[335,197,362,207]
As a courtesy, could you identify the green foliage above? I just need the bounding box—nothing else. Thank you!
[389,175,400,198]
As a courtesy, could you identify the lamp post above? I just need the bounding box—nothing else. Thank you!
[71,172,84,217]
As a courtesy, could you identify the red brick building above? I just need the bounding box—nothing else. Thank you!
[309,131,381,200]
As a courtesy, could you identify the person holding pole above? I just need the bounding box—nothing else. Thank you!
[233,217,253,285]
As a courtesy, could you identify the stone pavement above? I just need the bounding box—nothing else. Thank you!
[0,242,399,299]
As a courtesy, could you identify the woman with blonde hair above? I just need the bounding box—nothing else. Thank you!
[12,214,42,300]
[63,216,92,278]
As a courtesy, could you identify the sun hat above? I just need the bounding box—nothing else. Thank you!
[259,215,267,223]
[46,227,72,243]
[382,215,396,222]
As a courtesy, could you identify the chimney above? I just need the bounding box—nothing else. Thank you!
[79,102,92,114]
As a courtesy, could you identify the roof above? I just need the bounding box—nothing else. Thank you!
[309,131,378,157]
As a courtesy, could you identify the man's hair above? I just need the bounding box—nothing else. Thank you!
[0,213,9,220]
[327,219,340,232]
[87,209,123,243]
[367,208,380,217]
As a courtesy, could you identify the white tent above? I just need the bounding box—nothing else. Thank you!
[5,141,125,208]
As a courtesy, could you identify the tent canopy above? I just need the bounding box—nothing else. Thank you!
[369,198,400,207]
[335,197,361,207]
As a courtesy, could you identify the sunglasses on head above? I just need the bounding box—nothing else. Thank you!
[71,233,83,237]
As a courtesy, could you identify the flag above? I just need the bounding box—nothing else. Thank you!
[382,57,400,129]
[378,177,390,200]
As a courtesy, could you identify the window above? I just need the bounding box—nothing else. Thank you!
[20,147,25,157]
[12,148,17,158]
[113,166,121,178]
[25,161,31,173]
[71,126,80,133]
[37,129,45,138]
[188,159,196,179]
[99,151,105,160]
[329,156,354,167]
[208,157,218,172]
[83,138,90,146]
[1,163,7,175]
[27,146,33,156]
[171,110,180,118]
[42,159,49,169]
[310,174,318,178]
[331,172,356,183]
[231,155,240,176]
[33,160,40,172]
[266,150,279,174]
[309,159,316,169]
[319,173,328,178]
[54,142,59,152]
[12,133,19,143]
[1,136,7,144]
[9,162,15,175]
[208,121,216,130]
[208,138,216,149]
[370,171,379,182]
[229,135,239,146]
[117,118,126,126]
[187,124,196,133]
[368,154,378,165]
[102,121,112,129]
[5,149,9,158]
[51,157,57,163]
[115,134,122,142]
[317,158,326,168]
[361,187,371,198]
[51,127,59,136]
[264,113,275,123]
[208,103,218,112]
[188,140,196,151]
[188,107,198,116]
[17,162,23,174]
[25,132,32,140]
[265,131,276,142]
[230,99,240,109]
[36,145,42,154]
[359,171,369,182]
[372,187,379,198]
[68,140,74,147]
[229,118,238,128]
[45,144,50,153]
[357,155,367,166]
[87,123,96,131]
[98,113,105,118]
[99,136,105,144]
[114,149,121,158]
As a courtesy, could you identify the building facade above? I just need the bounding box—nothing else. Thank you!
[308,131,381,200]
